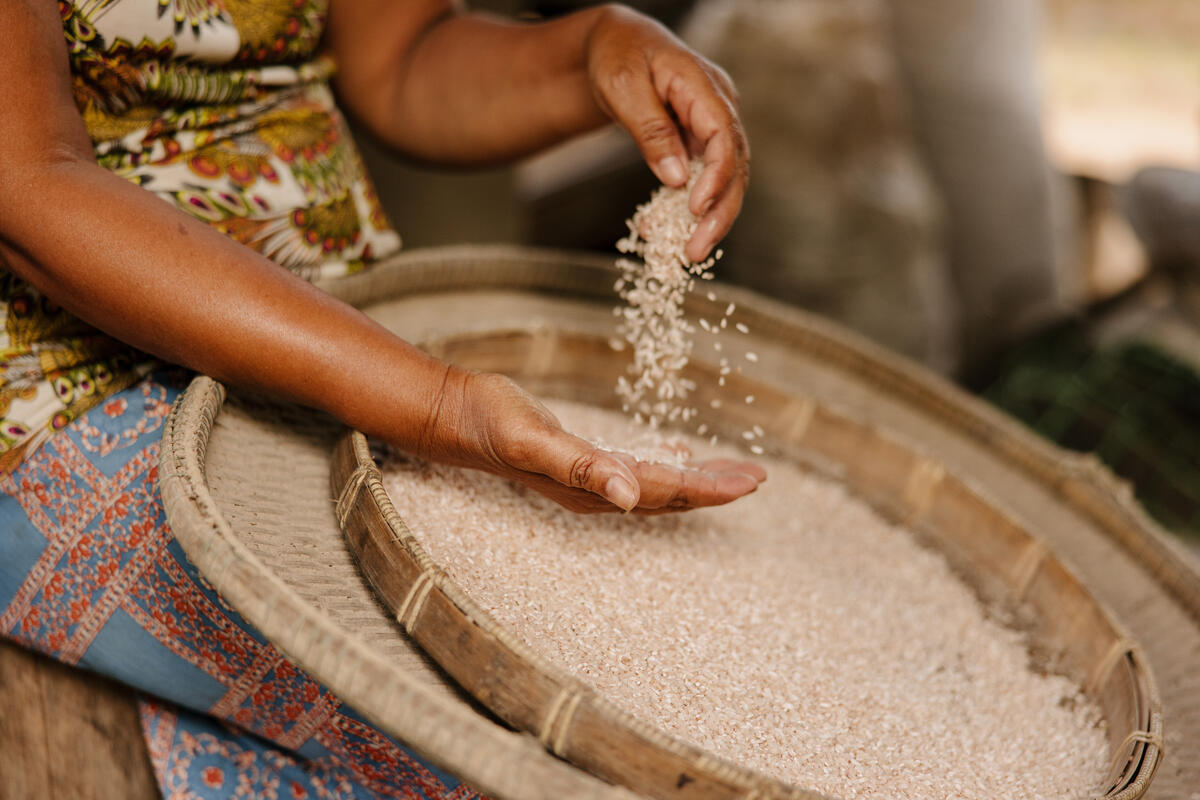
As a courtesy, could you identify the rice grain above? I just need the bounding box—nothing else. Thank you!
[614,160,718,428]
[379,401,1108,800]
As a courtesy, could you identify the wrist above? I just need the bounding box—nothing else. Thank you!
[414,361,472,463]
[317,333,465,458]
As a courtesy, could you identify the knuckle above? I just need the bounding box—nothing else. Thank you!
[567,453,596,489]
[495,430,533,466]
[495,434,542,470]
[635,116,680,147]
[482,372,519,393]
[601,60,643,98]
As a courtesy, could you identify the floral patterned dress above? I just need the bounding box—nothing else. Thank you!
[0,3,483,798]
[0,0,399,471]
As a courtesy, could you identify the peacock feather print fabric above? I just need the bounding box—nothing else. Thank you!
[0,0,401,470]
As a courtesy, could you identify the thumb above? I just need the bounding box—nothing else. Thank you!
[535,429,642,512]
[594,65,689,187]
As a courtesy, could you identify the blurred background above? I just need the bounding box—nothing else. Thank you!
[352,0,1200,548]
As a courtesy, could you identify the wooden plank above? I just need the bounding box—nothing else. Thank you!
[0,638,158,800]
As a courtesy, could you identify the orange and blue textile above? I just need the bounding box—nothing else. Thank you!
[0,372,482,799]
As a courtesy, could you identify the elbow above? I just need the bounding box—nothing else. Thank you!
[329,6,460,158]
[0,145,98,265]
[1,133,94,185]
[0,141,94,225]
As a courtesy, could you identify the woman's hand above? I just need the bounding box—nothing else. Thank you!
[417,369,765,514]
[585,5,749,263]
[331,2,748,263]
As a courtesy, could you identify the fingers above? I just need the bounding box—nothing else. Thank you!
[587,7,748,214]
[616,44,747,262]
[592,52,691,188]
[630,459,763,513]
[460,372,766,516]
[660,68,748,263]
[506,425,765,514]
[518,425,645,511]
[518,456,765,515]
[512,471,635,514]
[515,415,765,513]
[685,164,745,264]
[691,457,768,483]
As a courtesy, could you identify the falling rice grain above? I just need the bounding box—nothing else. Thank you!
[613,160,723,428]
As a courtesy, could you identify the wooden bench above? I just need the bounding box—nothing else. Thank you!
[0,637,157,799]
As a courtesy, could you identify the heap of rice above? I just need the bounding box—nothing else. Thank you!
[379,401,1109,800]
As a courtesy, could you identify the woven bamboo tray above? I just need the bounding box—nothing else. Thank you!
[333,326,1161,800]
[160,245,1200,800]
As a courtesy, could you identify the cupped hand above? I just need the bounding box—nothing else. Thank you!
[585,5,748,263]
[420,369,765,514]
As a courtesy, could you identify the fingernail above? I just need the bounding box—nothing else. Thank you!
[658,156,687,187]
[604,475,638,512]
[699,196,715,217]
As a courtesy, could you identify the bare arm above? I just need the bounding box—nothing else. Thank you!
[327,1,749,262]
[0,3,447,453]
[0,0,763,513]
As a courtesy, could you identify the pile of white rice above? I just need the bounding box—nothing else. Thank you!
[380,401,1109,800]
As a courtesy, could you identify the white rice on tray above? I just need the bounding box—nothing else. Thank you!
[379,400,1108,800]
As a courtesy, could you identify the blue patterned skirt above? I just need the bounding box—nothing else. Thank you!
[0,372,482,799]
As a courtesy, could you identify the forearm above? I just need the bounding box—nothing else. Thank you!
[332,4,613,164]
[0,158,451,449]
[330,0,746,261]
